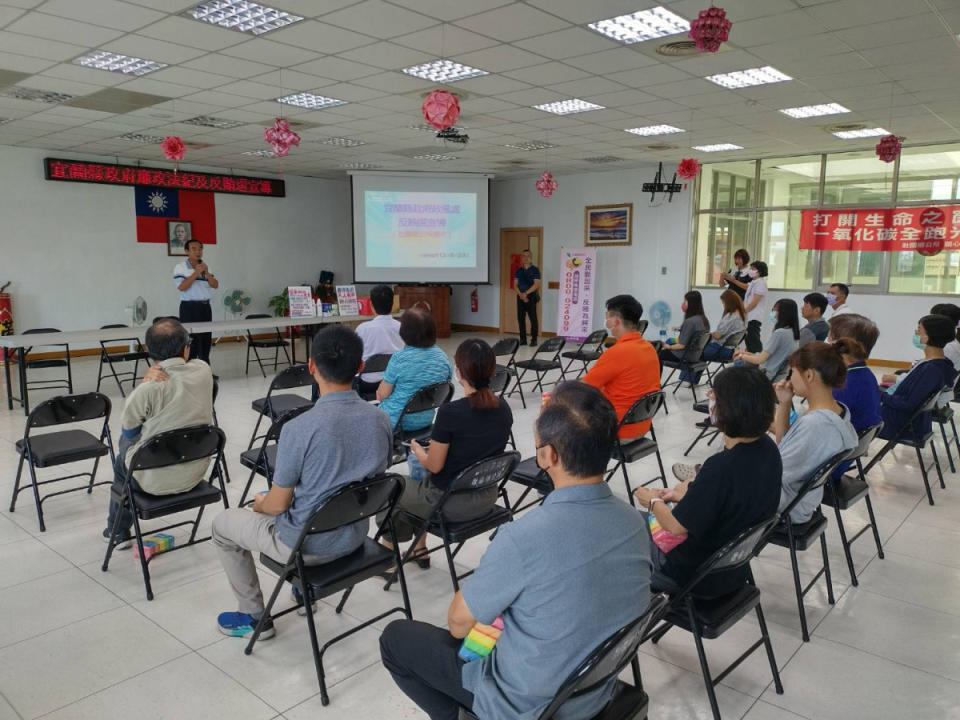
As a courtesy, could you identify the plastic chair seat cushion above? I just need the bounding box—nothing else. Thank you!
[615,436,658,463]
[260,538,394,598]
[508,457,553,494]
[515,359,561,372]
[251,394,313,418]
[821,475,869,510]
[892,430,935,448]
[240,444,278,476]
[16,430,109,467]
[423,505,512,543]
[664,585,761,639]
[562,350,602,362]
[767,512,828,551]
[495,364,517,377]
[458,682,648,720]
[661,358,706,371]
[127,481,222,519]
[102,351,149,363]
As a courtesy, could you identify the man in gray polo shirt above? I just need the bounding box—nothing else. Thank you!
[213,325,392,639]
[380,382,651,720]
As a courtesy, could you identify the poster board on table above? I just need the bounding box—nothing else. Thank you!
[556,247,597,343]
[336,285,360,316]
[288,286,316,319]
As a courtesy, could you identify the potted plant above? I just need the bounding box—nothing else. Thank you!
[267,288,289,317]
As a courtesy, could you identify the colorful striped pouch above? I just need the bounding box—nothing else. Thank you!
[458,616,504,662]
[648,509,687,553]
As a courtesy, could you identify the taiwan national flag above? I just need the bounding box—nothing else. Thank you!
[135,186,217,245]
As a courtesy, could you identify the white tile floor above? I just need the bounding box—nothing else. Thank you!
[0,332,958,720]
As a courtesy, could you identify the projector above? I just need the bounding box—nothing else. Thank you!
[436,128,469,145]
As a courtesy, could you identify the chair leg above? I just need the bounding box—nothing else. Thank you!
[786,531,810,642]
[247,413,266,451]
[620,461,634,507]
[864,495,885,559]
[87,454,103,493]
[106,357,126,398]
[239,468,259,507]
[916,445,936,505]
[831,501,858,587]
[129,502,153,601]
[253,345,268,378]
[302,583,330,704]
[686,602,722,720]
[65,347,73,393]
[820,532,835,605]
[245,342,252,376]
[940,422,956,473]
[26,457,46,532]
[684,426,711,457]
[931,441,946,489]
[653,446,668,489]
[96,354,105,393]
[245,573,287,655]
[754,602,784,694]
[442,535,460,591]
[101,489,128,572]
[9,450,25,513]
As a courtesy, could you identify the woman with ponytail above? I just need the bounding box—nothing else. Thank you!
[380,338,513,565]
[774,341,858,523]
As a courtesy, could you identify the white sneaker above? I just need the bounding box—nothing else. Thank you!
[671,463,701,482]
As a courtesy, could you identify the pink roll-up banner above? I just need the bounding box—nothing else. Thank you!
[556,247,597,343]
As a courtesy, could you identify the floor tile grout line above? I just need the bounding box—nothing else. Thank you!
[0,687,25,720]
[814,634,960,687]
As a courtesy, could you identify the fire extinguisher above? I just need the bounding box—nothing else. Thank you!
[470,287,478,313]
[0,282,12,362]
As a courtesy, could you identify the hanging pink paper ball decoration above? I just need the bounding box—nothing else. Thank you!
[422,89,460,131]
[689,6,732,53]
[263,117,301,156]
[536,171,558,198]
[161,136,185,161]
[875,134,902,163]
[677,158,701,179]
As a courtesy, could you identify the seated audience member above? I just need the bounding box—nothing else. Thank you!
[734,298,800,381]
[104,318,213,543]
[700,289,747,363]
[213,326,392,639]
[743,261,770,352]
[659,290,710,363]
[878,314,958,441]
[799,292,830,346]
[380,382,651,720]
[355,284,404,397]
[634,366,781,597]
[930,303,960,372]
[826,282,852,317]
[829,314,882,434]
[774,342,858,523]
[378,309,453,432]
[380,338,512,567]
[583,294,661,439]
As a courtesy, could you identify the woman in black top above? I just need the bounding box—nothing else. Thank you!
[380,338,513,566]
[719,248,751,300]
[633,366,782,597]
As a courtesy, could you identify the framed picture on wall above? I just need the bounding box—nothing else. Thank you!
[167,220,192,256]
[585,203,632,247]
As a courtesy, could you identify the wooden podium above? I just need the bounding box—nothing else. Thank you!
[396,285,451,338]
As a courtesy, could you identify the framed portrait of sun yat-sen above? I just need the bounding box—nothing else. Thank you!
[585,203,632,247]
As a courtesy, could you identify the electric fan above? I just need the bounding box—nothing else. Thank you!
[223,289,252,317]
[648,300,672,341]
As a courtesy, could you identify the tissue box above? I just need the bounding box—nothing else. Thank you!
[133,533,175,560]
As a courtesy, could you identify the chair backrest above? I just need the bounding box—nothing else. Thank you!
[770,362,791,383]
[22,327,66,352]
[722,329,747,349]
[398,381,454,421]
[619,391,664,428]
[492,338,520,361]
[268,363,315,392]
[127,424,225,472]
[263,403,312,444]
[848,423,883,461]
[637,319,649,335]
[535,337,565,358]
[583,329,608,352]
[246,313,272,319]
[779,449,852,520]
[301,473,404,536]
[363,353,392,374]
[538,593,671,720]
[490,366,511,395]
[212,378,219,405]
[449,451,520,495]
[678,331,711,363]
[100,324,129,329]
[27,392,111,429]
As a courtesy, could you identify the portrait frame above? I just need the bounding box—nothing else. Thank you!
[584,203,632,247]
[167,220,193,256]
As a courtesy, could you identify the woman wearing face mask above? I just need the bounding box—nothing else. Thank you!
[659,290,710,365]
[930,303,960,372]
[742,261,769,352]
[734,298,800,381]
[633,366,782,596]
[774,342,859,523]
[719,248,751,300]
[701,290,747,363]
[878,314,957,442]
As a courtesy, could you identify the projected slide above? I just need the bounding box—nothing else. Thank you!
[364,190,477,268]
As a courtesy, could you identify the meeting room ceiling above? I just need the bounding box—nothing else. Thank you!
[0,0,958,179]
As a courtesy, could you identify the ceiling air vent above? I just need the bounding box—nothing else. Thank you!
[656,40,703,57]
[645,143,681,151]
[824,122,866,134]
[584,156,623,164]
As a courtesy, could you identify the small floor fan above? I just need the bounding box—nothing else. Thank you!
[125,296,148,326]
[648,300,672,342]
[220,289,251,345]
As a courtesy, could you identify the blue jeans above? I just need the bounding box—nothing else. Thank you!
[680,342,733,384]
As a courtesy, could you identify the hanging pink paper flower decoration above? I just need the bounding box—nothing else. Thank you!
[677,158,701,179]
[689,6,732,53]
[535,171,558,198]
[161,136,185,162]
[263,117,301,156]
[875,134,902,163]
[422,89,460,131]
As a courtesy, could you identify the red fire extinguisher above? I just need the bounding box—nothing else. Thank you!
[0,282,13,362]
[470,287,478,313]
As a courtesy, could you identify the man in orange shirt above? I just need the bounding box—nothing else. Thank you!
[583,295,661,439]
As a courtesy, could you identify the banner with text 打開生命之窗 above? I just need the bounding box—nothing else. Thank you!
[799,206,960,255]
[556,247,597,343]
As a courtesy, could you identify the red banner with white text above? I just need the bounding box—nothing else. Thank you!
[799,206,960,255]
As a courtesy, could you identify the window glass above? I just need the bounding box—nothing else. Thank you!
[822,149,894,205]
[756,210,814,289]
[697,161,757,210]
[896,144,960,203]
[759,156,821,207]
[692,212,753,287]
[889,250,960,294]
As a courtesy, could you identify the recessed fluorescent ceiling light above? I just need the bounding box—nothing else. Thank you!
[504,141,557,151]
[241,149,277,156]
[120,132,164,143]
[533,98,605,115]
[589,6,690,44]
[185,0,303,35]
[73,51,167,76]
[832,127,889,139]
[414,154,457,161]
[320,136,366,147]
[625,124,684,136]
[706,66,792,89]
[277,92,347,110]
[402,59,488,83]
[181,115,244,128]
[0,87,72,103]
[693,143,744,152]
[779,103,850,118]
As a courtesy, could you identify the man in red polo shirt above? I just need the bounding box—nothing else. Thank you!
[583,295,661,439]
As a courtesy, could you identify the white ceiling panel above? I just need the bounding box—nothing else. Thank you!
[520,27,621,60]
[100,34,208,64]
[268,20,375,54]
[337,41,434,70]
[0,30,89,61]
[453,73,532,95]
[4,12,124,46]
[181,54,276,80]
[320,1,436,39]
[804,0,931,31]
[452,45,547,73]
[525,0,658,26]
[37,0,165,31]
[391,24,500,56]
[291,55,381,81]
[565,48,661,75]
[351,70,433,93]
[0,50,55,73]
[220,39,323,67]
[137,16,249,51]
[387,0,513,21]
[454,4,570,42]
[503,62,594,86]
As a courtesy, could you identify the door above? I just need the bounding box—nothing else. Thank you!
[499,227,543,336]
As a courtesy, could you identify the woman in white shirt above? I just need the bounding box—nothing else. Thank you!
[743,260,769,352]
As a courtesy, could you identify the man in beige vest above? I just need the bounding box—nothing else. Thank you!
[103,317,213,544]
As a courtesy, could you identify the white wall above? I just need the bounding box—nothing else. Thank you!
[452,166,694,335]
[1,145,351,344]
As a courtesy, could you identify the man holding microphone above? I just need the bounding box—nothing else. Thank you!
[173,238,219,365]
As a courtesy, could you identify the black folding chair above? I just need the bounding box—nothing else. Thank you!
[462,593,671,720]
[12,328,74,412]
[355,352,392,401]
[489,366,517,450]
[247,364,315,450]
[660,332,711,402]
[605,391,668,506]
[101,424,229,601]
[645,517,783,720]
[510,337,565,400]
[391,381,455,462]
[863,386,947,505]
[238,404,313,506]
[762,450,851,641]
[385,451,519,591]
[96,324,151,397]
[246,473,412,706]
[703,329,746,385]
[822,423,885,587]
[10,392,115,532]
[245,313,292,377]
[492,338,524,408]
[683,400,722,457]
[637,319,649,336]
[501,456,553,515]
[560,329,608,379]
[932,398,960,474]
